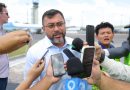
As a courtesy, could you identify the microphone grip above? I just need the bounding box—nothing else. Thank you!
[41,49,49,60]
[108,47,129,58]
[63,48,75,59]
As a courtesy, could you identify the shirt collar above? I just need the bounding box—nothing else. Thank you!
[98,41,115,49]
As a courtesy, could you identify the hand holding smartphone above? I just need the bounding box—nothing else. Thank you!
[51,53,66,77]
[80,46,95,78]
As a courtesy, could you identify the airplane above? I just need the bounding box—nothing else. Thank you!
[124,24,130,29]
[3,22,42,34]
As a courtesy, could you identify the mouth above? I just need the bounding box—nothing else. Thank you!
[54,34,62,38]
[104,38,110,41]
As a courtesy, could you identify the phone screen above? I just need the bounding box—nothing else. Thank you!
[51,53,66,77]
[80,46,95,78]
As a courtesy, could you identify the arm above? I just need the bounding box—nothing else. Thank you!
[0,30,31,54]
[24,50,41,86]
[106,41,130,58]
[27,60,60,90]
[95,43,130,82]
[101,56,130,82]
[16,60,45,90]
[97,72,130,90]
[86,59,130,90]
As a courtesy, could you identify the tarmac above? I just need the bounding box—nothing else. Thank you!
[7,56,26,90]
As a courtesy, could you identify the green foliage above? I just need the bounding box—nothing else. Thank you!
[92,85,100,90]
[8,45,29,59]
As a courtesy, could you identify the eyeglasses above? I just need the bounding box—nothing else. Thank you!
[1,12,9,16]
[44,21,65,29]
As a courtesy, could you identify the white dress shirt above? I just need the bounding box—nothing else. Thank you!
[0,26,9,78]
[24,36,92,90]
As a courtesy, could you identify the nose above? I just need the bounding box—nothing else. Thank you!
[53,25,59,32]
[104,33,109,37]
[8,15,10,18]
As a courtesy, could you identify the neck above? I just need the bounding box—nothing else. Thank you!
[98,41,112,49]
[104,44,110,48]
[53,42,64,47]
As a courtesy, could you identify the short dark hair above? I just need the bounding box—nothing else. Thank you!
[0,3,6,12]
[42,9,65,25]
[95,22,114,35]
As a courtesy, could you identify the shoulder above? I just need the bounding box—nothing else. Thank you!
[65,36,73,44]
[27,37,50,58]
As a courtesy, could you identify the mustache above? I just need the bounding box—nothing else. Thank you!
[53,31,63,36]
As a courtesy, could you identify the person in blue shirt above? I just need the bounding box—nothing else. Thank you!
[95,22,115,49]
[95,22,120,63]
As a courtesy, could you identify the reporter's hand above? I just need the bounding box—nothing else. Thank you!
[84,59,101,85]
[0,30,31,54]
[45,60,60,84]
[94,43,102,61]
[26,60,45,82]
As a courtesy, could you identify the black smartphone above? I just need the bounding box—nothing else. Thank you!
[80,46,95,78]
[51,53,66,77]
[86,25,95,46]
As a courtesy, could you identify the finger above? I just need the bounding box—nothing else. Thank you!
[19,35,31,43]
[64,64,67,71]
[34,60,44,68]
[93,59,99,65]
[38,60,45,70]
[83,42,88,46]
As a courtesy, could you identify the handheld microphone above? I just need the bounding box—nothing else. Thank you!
[72,38,83,52]
[63,48,83,77]
[41,49,49,60]
[63,48,75,58]
[108,41,129,59]
[86,25,95,46]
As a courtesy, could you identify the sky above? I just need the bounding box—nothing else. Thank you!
[1,0,130,27]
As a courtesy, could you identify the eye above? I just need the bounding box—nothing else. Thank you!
[47,24,55,28]
[57,22,64,26]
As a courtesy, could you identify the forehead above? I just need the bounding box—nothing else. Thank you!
[2,8,8,12]
[43,13,64,25]
[99,27,113,32]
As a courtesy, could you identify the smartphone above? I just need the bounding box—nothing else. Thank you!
[51,53,66,77]
[80,46,95,78]
[86,25,95,46]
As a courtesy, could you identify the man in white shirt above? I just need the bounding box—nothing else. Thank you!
[24,9,92,90]
[0,2,10,90]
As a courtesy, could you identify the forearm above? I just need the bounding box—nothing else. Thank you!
[16,78,33,90]
[96,73,130,90]
[27,76,53,90]
[101,57,130,82]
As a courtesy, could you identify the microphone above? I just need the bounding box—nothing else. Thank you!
[86,25,95,46]
[63,48,75,58]
[41,49,49,60]
[72,38,83,52]
[108,41,130,59]
[63,48,84,77]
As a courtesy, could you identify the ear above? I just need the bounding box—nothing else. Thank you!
[96,34,98,39]
[42,27,46,34]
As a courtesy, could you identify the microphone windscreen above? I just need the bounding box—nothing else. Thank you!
[67,57,84,76]
[72,38,83,52]
[63,48,75,59]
